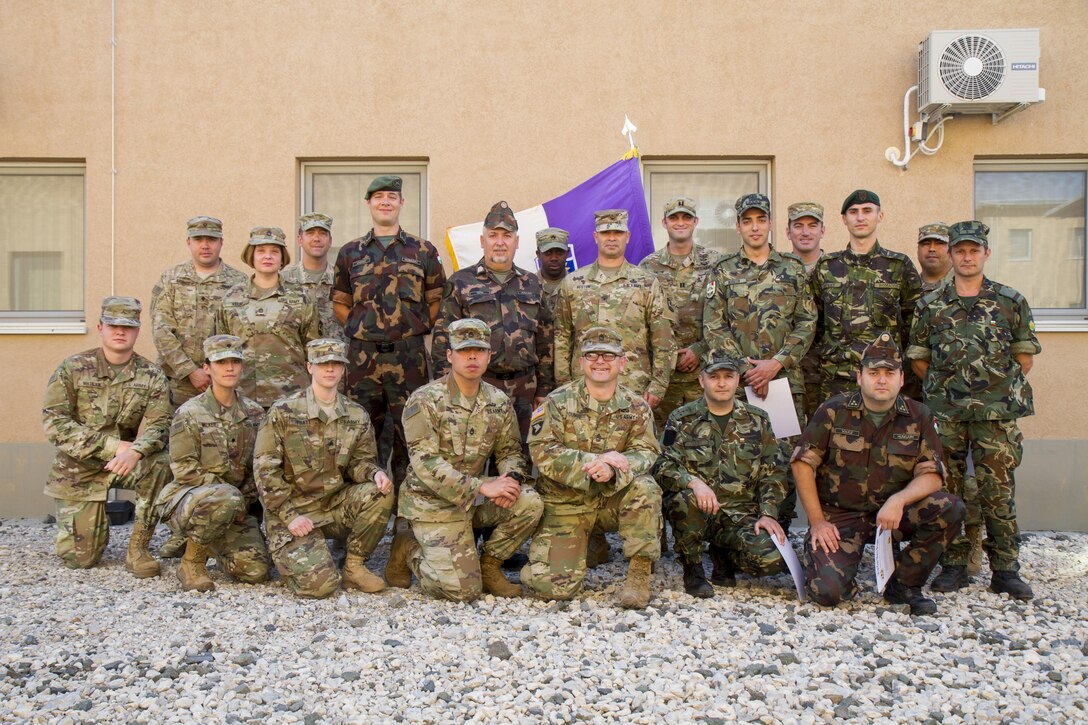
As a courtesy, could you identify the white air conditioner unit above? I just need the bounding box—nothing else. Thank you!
[917,29,1044,118]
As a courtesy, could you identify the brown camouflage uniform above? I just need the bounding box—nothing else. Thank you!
[282,261,345,341]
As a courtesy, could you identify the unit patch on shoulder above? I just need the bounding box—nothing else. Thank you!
[706,280,717,299]
[404,400,421,420]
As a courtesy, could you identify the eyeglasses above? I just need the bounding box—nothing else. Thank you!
[583,352,619,362]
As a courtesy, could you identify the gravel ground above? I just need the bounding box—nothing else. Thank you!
[0,519,1085,724]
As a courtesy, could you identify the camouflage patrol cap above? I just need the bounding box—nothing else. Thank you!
[448,318,492,351]
[788,202,824,223]
[917,223,950,244]
[483,201,518,232]
[186,216,223,239]
[298,213,333,233]
[702,350,744,374]
[663,196,697,219]
[580,326,624,356]
[366,175,403,200]
[841,189,881,214]
[242,226,290,267]
[735,193,771,217]
[100,296,142,327]
[949,220,990,249]
[203,334,245,362]
[594,209,629,233]
[536,227,570,253]
[860,332,902,371]
[307,338,349,364]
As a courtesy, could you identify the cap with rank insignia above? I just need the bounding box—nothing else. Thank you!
[365,175,403,200]
[536,227,570,252]
[841,189,881,214]
[663,196,697,219]
[918,222,950,244]
[186,216,223,239]
[860,332,902,370]
[949,220,990,249]
[594,209,629,233]
[702,350,744,374]
[483,201,518,232]
[735,193,771,217]
[100,296,142,327]
[298,213,333,233]
[242,226,290,267]
[448,318,492,350]
[203,334,245,362]
[307,338,349,364]
[580,326,624,355]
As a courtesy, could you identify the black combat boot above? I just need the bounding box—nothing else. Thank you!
[930,564,970,592]
[990,571,1034,600]
[883,578,938,615]
[681,559,714,598]
[708,545,736,587]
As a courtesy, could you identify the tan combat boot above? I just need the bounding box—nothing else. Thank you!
[966,524,984,575]
[177,540,214,592]
[124,520,161,578]
[618,556,653,609]
[343,553,386,593]
[158,531,187,559]
[480,554,521,598]
[586,530,612,568]
[384,528,417,589]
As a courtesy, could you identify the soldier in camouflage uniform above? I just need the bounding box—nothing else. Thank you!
[654,352,788,598]
[384,319,542,601]
[916,223,953,293]
[151,216,248,408]
[792,333,964,615]
[42,297,172,577]
[908,221,1041,600]
[553,209,676,411]
[332,175,446,494]
[155,335,269,591]
[785,202,829,422]
[524,327,663,609]
[431,202,555,442]
[535,227,570,317]
[282,213,345,340]
[639,196,723,430]
[703,193,816,533]
[216,226,321,409]
[254,339,395,598]
[808,190,923,403]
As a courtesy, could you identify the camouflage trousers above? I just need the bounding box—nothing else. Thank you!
[737,385,805,528]
[803,493,964,606]
[800,351,822,423]
[484,370,539,447]
[938,419,1023,572]
[51,451,172,569]
[166,483,270,584]
[408,488,543,602]
[521,476,662,601]
[346,337,429,490]
[654,376,703,433]
[664,489,785,577]
[815,372,857,409]
[268,484,395,599]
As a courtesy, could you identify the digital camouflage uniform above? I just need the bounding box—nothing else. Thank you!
[908,264,1040,573]
[282,213,344,341]
[156,376,269,585]
[655,396,787,576]
[639,242,723,428]
[254,384,395,599]
[42,302,172,569]
[332,223,446,486]
[917,223,953,294]
[792,387,963,606]
[431,260,554,441]
[524,373,662,600]
[151,220,248,407]
[399,365,540,602]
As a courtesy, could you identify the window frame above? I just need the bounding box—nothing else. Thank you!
[0,162,86,334]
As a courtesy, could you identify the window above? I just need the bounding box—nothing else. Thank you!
[0,164,85,332]
[300,161,428,260]
[642,159,771,255]
[974,160,1087,326]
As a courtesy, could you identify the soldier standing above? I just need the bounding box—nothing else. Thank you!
[254,339,395,598]
[524,327,663,609]
[639,196,723,429]
[808,190,923,403]
[916,223,953,292]
[151,216,248,408]
[42,297,172,577]
[535,227,571,316]
[430,201,554,441]
[217,226,321,409]
[792,333,964,615]
[384,319,542,601]
[332,175,446,492]
[654,352,788,598]
[908,221,1041,600]
[155,335,269,591]
[282,212,345,340]
[785,202,826,273]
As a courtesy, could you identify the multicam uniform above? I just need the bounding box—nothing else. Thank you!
[254,387,394,598]
[399,376,541,601]
[523,379,662,599]
[539,277,563,318]
[282,261,344,341]
[654,397,787,576]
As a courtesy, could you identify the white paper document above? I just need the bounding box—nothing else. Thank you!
[743,378,802,439]
[874,526,896,594]
[772,533,806,602]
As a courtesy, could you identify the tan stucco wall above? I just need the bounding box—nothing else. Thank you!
[2,1,1086,516]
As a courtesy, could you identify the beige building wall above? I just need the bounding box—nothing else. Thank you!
[2,0,1085,525]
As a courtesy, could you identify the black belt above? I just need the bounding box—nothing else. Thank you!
[352,336,425,354]
[488,369,533,381]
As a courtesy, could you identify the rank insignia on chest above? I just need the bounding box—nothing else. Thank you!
[706,280,716,298]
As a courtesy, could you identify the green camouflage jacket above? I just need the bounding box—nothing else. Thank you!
[281,260,345,341]
[539,276,564,318]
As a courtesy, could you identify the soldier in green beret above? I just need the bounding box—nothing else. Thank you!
[908,221,1041,600]
[283,212,345,341]
[42,297,172,577]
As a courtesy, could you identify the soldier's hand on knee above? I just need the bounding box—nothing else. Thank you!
[288,515,315,537]
[481,477,521,506]
[104,446,142,477]
[755,515,786,545]
[809,519,840,554]
[374,471,393,495]
[689,479,720,515]
[876,495,905,531]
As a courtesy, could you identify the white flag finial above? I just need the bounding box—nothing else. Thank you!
[621,115,638,150]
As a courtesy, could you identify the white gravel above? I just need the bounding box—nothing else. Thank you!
[1,518,1085,724]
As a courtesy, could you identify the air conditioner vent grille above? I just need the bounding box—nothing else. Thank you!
[939,34,1006,100]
